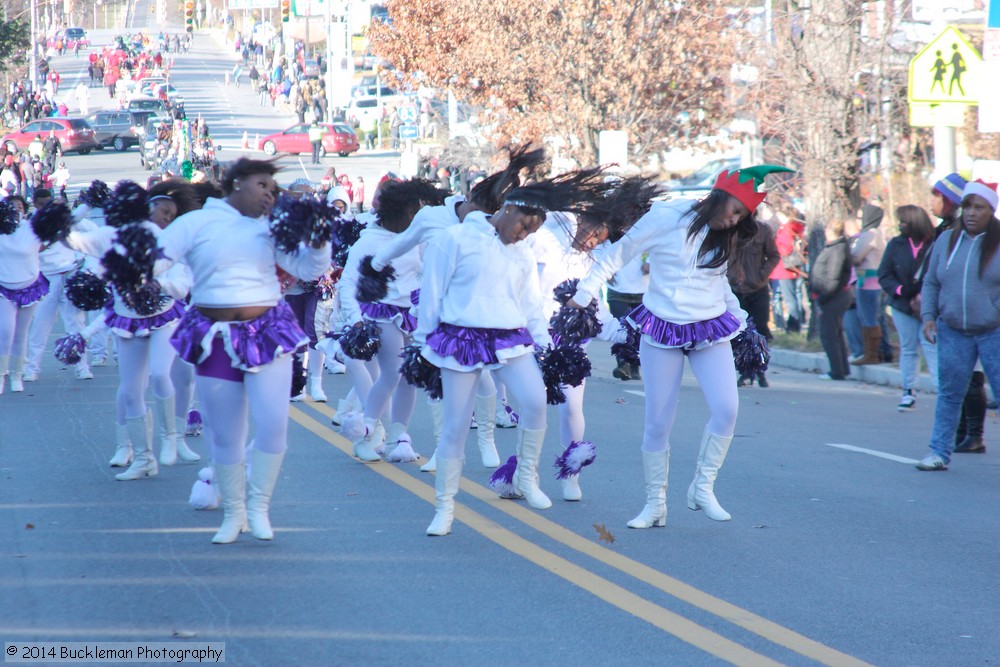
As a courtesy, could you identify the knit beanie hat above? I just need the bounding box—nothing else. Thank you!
[962,179,999,212]
[933,173,967,206]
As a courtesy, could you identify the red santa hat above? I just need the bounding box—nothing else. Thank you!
[962,179,999,211]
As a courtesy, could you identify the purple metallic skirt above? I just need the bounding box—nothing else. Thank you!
[105,300,185,338]
[423,322,534,371]
[628,305,741,351]
[409,289,420,307]
[0,274,49,308]
[170,301,308,372]
[360,301,417,333]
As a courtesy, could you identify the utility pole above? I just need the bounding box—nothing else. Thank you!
[29,0,37,91]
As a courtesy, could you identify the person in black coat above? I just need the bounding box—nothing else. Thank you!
[809,218,853,380]
[878,205,937,411]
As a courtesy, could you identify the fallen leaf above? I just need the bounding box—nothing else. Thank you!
[172,630,197,638]
[615,398,626,405]
[754,524,768,529]
[24,523,34,530]
[346,491,358,496]
[593,523,615,544]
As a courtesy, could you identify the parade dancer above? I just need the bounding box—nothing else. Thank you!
[570,166,787,527]
[339,179,448,462]
[369,146,547,472]
[531,178,659,500]
[0,196,47,395]
[65,183,200,479]
[159,158,331,544]
[420,170,609,536]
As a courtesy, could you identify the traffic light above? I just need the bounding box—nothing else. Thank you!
[184,0,194,32]
[280,0,290,22]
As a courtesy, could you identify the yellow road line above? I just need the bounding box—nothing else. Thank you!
[295,403,874,667]
[290,406,781,666]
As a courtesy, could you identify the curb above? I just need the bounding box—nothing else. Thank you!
[769,348,938,394]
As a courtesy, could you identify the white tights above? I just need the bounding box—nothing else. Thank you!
[364,322,416,426]
[171,358,196,421]
[639,339,738,453]
[558,380,586,448]
[344,355,380,407]
[0,299,37,368]
[115,324,178,419]
[195,356,293,465]
[437,353,546,461]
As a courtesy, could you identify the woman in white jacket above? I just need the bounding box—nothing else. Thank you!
[159,158,331,544]
[419,171,609,536]
[570,166,783,528]
[65,183,200,480]
[0,195,46,395]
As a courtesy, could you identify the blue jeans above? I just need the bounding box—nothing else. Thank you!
[844,306,862,357]
[891,308,937,392]
[778,278,805,329]
[855,286,881,327]
[929,322,1000,462]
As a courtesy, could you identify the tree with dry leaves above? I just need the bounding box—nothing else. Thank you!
[367,0,740,166]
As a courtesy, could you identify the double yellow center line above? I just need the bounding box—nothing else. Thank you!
[291,403,872,667]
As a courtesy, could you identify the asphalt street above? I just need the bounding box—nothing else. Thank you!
[3,15,1000,667]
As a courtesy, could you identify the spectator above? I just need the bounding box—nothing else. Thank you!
[878,205,937,411]
[606,253,650,380]
[809,218,853,381]
[42,131,59,172]
[354,176,365,213]
[849,203,886,365]
[728,219,781,387]
[308,120,324,165]
[770,209,808,332]
[337,174,353,206]
[916,180,1000,470]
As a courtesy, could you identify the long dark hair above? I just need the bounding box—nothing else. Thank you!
[377,178,449,233]
[467,145,546,213]
[948,195,1000,278]
[503,166,614,218]
[685,190,757,269]
[580,175,663,242]
[895,204,934,244]
[147,179,200,217]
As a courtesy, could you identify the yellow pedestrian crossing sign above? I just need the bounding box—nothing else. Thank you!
[909,26,982,105]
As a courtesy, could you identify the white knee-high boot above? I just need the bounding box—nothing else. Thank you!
[352,417,383,462]
[419,398,444,472]
[627,450,669,528]
[687,430,733,521]
[514,427,551,510]
[212,462,248,544]
[155,395,178,466]
[173,416,202,462]
[474,394,500,468]
[247,449,285,540]
[307,349,327,402]
[115,410,158,481]
[109,423,133,467]
[426,457,463,536]
[9,356,25,393]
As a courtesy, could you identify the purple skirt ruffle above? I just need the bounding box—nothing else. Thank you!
[425,322,534,368]
[360,301,417,333]
[105,300,185,338]
[171,301,308,372]
[0,274,49,308]
[628,305,740,351]
[409,289,420,307]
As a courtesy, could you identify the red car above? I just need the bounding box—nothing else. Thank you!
[258,123,360,158]
[1,118,98,155]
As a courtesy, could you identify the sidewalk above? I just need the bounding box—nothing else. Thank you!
[769,347,938,394]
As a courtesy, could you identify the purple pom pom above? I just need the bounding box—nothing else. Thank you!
[552,278,579,306]
[104,181,149,228]
[121,281,168,317]
[542,345,592,388]
[399,344,442,399]
[65,270,111,311]
[732,317,770,377]
[0,198,19,235]
[332,217,364,267]
[356,254,396,304]
[338,321,381,360]
[54,333,87,365]
[535,347,567,405]
[550,303,602,347]
[554,441,596,479]
[611,318,641,367]
[489,455,520,497]
[79,180,111,208]
[269,192,326,253]
[101,224,160,301]
[30,201,73,245]
[185,409,203,436]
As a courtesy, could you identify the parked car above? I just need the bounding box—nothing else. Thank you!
[128,97,171,116]
[86,110,147,151]
[662,157,741,199]
[130,77,167,99]
[257,123,360,158]
[345,96,384,129]
[301,59,321,79]
[47,27,90,50]
[150,83,184,106]
[1,117,97,155]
